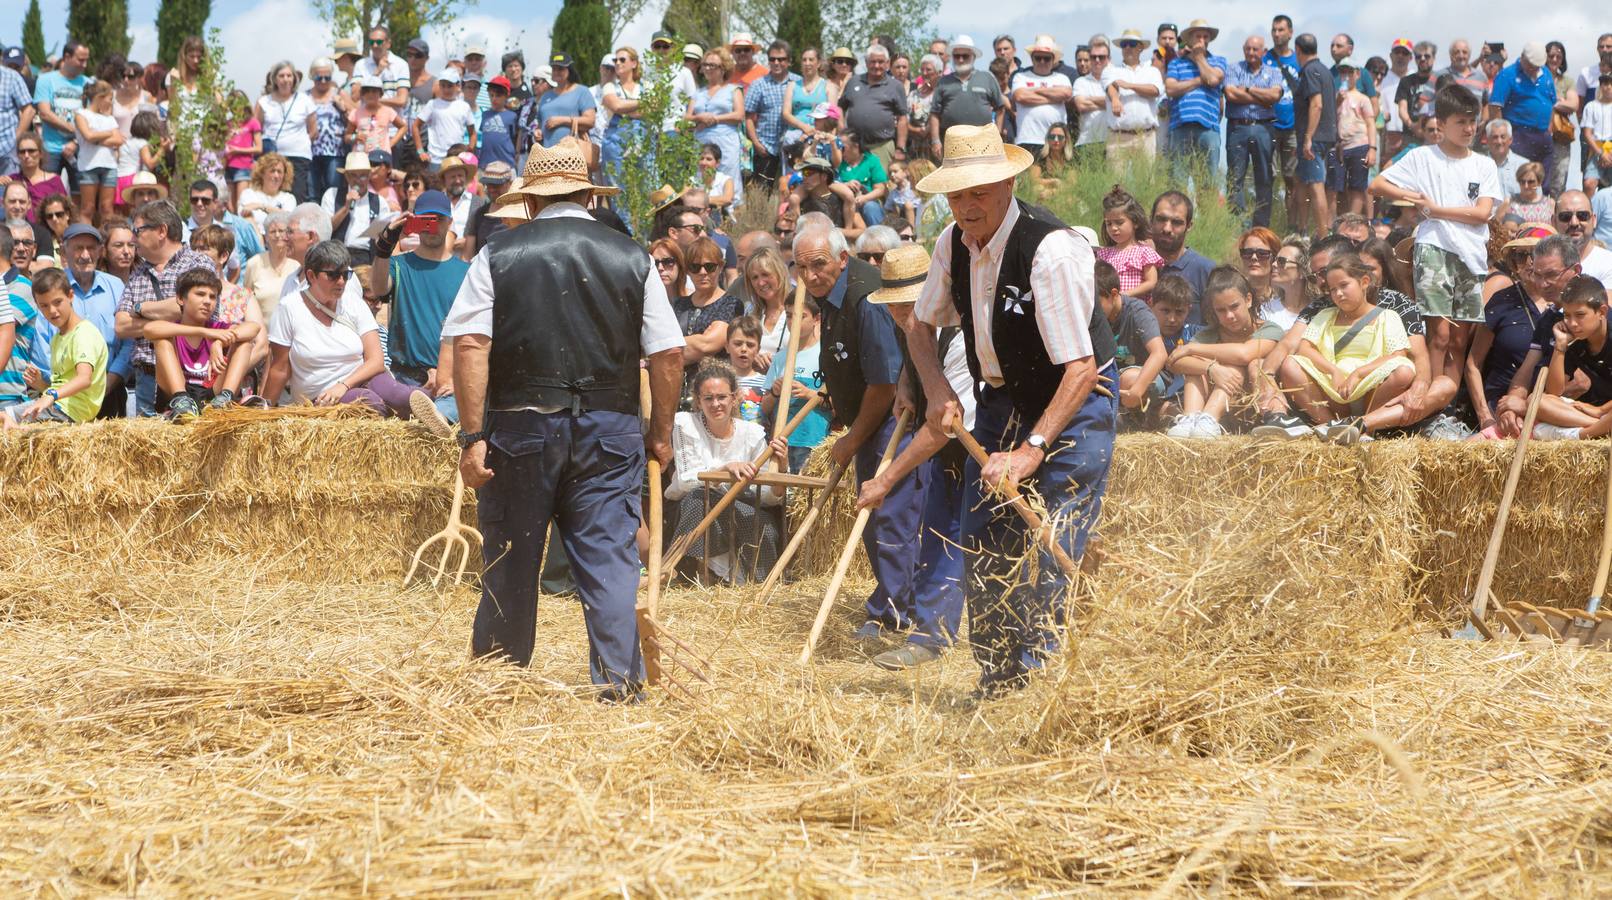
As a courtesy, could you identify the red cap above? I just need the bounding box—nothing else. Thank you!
[1391,39,1414,52]
[488,75,512,91]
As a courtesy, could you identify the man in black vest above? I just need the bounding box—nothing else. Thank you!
[443,139,685,701]
[793,225,928,645]
[907,124,1119,698]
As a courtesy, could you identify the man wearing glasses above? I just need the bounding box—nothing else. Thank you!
[728,34,766,87]
[745,40,796,182]
[1010,35,1073,157]
[183,180,263,277]
[931,35,1005,153]
[1101,31,1164,163]
[354,27,410,112]
[1554,191,1612,285]
[113,201,220,417]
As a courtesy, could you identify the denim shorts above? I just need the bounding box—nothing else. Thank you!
[227,167,253,183]
[1297,139,1332,185]
[1328,145,1371,193]
[80,166,117,187]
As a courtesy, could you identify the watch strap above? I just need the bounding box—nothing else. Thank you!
[457,430,487,448]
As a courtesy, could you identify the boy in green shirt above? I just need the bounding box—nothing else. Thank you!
[4,268,107,428]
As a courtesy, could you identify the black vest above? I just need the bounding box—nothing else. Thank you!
[949,201,1116,422]
[332,191,381,243]
[485,215,649,415]
[816,257,889,427]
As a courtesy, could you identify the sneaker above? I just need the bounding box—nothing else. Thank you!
[409,390,454,437]
[241,395,271,409]
[1420,412,1472,441]
[1322,417,1364,445]
[872,642,944,671]
[1533,423,1583,441]
[1189,415,1225,439]
[1251,412,1313,439]
[1166,413,1201,438]
[164,394,201,423]
[210,389,236,409]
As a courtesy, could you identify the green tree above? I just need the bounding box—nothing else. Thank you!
[68,0,132,64]
[551,0,613,86]
[659,0,721,58]
[616,56,701,239]
[21,0,46,71]
[312,0,477,49]
[156,0,211,67]
[775,0,821,58]
[165,29,239,218]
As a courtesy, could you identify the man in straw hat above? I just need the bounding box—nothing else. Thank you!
[857,243,974,670]
[1164,18,1227,183]
[323,150,395,264]
[442,138,684,701]
[906,123,1118,699]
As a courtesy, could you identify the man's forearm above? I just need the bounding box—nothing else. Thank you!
[647,348,681,447]
[452,334,491,433]
[1028,357,1097,443]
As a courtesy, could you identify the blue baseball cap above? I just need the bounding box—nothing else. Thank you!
[367,149,393,168]
[412,189,452,217]
[2,47,23,67]
[63,223,104,244]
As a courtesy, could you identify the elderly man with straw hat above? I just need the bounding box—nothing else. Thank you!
[906,124,1118,699]
[441,138,685,702]
[323,150,395,264]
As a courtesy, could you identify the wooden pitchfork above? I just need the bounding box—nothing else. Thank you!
[404,468,483,588]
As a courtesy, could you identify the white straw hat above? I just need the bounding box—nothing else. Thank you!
[915,124,1034,195]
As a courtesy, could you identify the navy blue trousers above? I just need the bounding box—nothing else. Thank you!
[964,371,1117,689]
[856,414,928,628]
[907,454,965,649]
[473,409,644,689]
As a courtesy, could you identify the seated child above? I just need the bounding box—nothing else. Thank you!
[1093,259,1168,421]
[145,268,263,418]
[1284,251,1416,444]
[726,315,767,424]
[190,224,268,379]
[1150,275,1200,419]
[1165,266,1285,439]
[1531,275,1612,440]
[4,268,106,429]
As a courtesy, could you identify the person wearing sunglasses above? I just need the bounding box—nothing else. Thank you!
[1554,190,1612,285]
[928,35,1006,154]
[113,200,219,416]
[1505,161,1554,224]
[744,40,794,182]
[353,27,411,112]
[1009,35,1073,158]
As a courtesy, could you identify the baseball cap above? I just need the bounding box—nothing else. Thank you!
[461,70,482,85]
[367,149,394,168]
[1336,56,1360,71]
[600,53,616,68]
[811,102,841,121]
[682,44,704,61]
[356,74,384,91]
[2,47,23,67]
[1391,38,1413,53]
[63,223,104,244]
[651,30,675,48]
[1523,41,1547,67]
[532,65,553,83]
[437,68,461,84]
[799,155,834,175]
[487,75,512,91]
[465,42,488,57]
[407,38,430,57]
[479,161,514,185]
[549,51,573,68]
[413,190,453,217]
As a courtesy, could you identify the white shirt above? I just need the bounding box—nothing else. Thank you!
[1009,69,1071,145]
[75,109,119,171]
[1491,151,1523,199]
[914,202,1096,386]
[1380,70,1405,133]
[940,325,977,430]
[321,186,394,250]
[1100,62,1163,131]
[1578,64,1611,105]
[280,266,363,310]
[666,412,779,504]
[1071,75,1108,146]
[1581,245,1612,286]
[267,286,381,403]
[240,187,298,231]
[441,202,685,358]
[418,98,474,161]
[356,53,411,94]
[258,91,316,159]
[1583,99,1612,143]
[669,66,699,132]
[1381,145,1503,277]
[1259,297,1301,332]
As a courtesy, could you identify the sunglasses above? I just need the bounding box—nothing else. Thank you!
[405,50,424,59]
[1091,53,1110,61]
[689,261,721,274]
[1239,247,1273,261]
[678,222,707,234]
[44,210,70,219]
[313,268,353,281]
[1415,54,1433,61]
[769,56,790,63]
[313,75,332,82]
[189,195,213,205]
[368,39,386,46]
[615,57,632,64]
[1559,211,1594,222]
[1047,135,1066,142]
[1272,258,1300,270]
[858,251,885,264]
[17,147,39,155]
[899,232,914,242]
[1519,178,1541,186]
[1031,54,1054,63]
[653,256,678,270]
[1119,41,1141,49]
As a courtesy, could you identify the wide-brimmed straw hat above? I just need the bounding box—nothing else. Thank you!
[867,243,932,305]
[915,123,1033,194]
[125,171,168,199]
[336,150,371,174]
[491,138,620,216]
[1503,222,1557,251]
[1115,29,1152,50]
[1181,19,1219,43]
[649,184,680,213]
[438,152,478,178]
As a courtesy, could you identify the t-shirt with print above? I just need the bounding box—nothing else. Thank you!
[176,324,229,388]
[1396,72,1436,123]
[1336,90,1374,150]
[1008,69,1072,145]
[1263,49,1299,131]
[1107,295,1161,367]
[418,98,474,162]
[762,341,830,449]
[736,371,766,423]
[478,108,518,168]
[34,71,89,154]
[49,318,107,423]
[351,105,400,154]
[1381,144,1503,277]
[1564,334,1612,405]
[1294,58,1337,143]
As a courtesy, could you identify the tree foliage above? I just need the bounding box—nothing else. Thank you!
[21,0,46,70]
[730,0,936,57]
[604,0,652,45]
[550,0,612,87]
[658,0,722,58]
[156,0,211,67]
[311,0,478,49]
[616,55,701,239]
[775,0,822,57]
[68,0,131,64]
[166,29,238,218]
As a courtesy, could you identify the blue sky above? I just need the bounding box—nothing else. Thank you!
[10,0,1609,93]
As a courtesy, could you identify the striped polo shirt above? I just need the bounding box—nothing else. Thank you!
[1166,54,1228,131]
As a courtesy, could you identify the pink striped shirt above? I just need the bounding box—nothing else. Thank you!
[914,203,1096,386]
[1095,241,1164,296]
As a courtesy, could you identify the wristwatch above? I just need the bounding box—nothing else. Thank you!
[457,430,487,449]
[1025,433,1048,453]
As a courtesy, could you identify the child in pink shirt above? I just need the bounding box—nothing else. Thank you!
[1095,186,1163,298]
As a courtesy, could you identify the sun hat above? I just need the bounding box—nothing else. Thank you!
[830,47,856,63]
[491,138,621,217]
[437,68,461,85]
[1027,34,1060,56]
[438,153,478,178]
[811,102,841,121]
[951,35,979,57]
[332,37,361,58]
[62,223,103,244]
[336,150,372,174]
[125,171,168,199]
[730,33,757,50]
[682,44,704,61]
[1180,19,1220,44]
[1115,29,1152,50]
[1504,222,1557,251]
[915,123,1034,194]
[649,184,681,213]
[479,161,514,185]
[413,190,452,218]
[867,244,933,305]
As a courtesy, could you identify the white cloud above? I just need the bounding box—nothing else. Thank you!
[215,0,333,93]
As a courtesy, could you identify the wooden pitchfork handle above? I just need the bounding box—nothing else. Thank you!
[661,391,826,578]
[403,468,483,587]
[755,457,852,603]
[799,410,913,664]
[1469,365,1548,627]
[636,368,665,685]
[950,416,1080,580]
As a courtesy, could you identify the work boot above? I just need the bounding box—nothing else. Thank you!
[872,642,943,671]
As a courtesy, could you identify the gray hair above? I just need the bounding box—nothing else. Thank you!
[794,224,849,257]
[856,225,900,253]
[1535,234,1582,269]
[264,210,293,233]
[289,202,333,242]
[304,240,352,273]
[133,200,184,241]
[1485,118,1512,138]
[796,211,835,234]
[865,44,890,61]
[919,53,944,72]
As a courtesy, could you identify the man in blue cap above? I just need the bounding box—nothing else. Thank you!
[371,188,462,427]
[32,223,132,418]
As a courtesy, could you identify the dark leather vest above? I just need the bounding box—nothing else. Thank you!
[949,201,1116,422]
[485,215,648,415]
[816,257,888,427]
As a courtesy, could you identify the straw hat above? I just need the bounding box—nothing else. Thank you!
[491,138,620,215]
[867,243,932,305]
[1027,34,1060,56]
[125,171,167,200]
[336,150,371,174]
[1503,222,1557,251]
[1181,19,1219,44]
[915,123,1033,194]
[649,184,680,213]
[1115,29,1152,50]
[437,152,478,178]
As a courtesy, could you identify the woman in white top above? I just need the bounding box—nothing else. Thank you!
[743,247,792,371]
[1264,238,1310,331]
[73,82,124,226]
[260,241,431,417]
[666,363,788,583]
[237,153,298,231]
[254,60,317,202]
